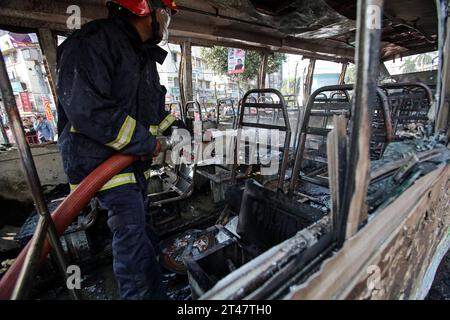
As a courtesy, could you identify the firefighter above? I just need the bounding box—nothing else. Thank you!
[56,0,178,299]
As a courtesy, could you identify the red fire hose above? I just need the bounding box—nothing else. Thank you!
[0,154,139,300]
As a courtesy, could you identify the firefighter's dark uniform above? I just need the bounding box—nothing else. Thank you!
[56,15,176,299]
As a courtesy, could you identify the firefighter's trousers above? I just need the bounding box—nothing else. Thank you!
[97,182,167,300]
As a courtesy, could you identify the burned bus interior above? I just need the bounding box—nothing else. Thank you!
[0,0,449,300]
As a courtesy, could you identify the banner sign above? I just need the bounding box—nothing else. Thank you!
[9,33,40,49]
[42,96,54,121]
[20,92,31,113]
[15,95,23,112]
[228,48,246,75]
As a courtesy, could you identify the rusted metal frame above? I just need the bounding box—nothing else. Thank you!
[148,178,195,207]
[327,116,348,243]
[0,50,80,300]
[149,144,201,207]
[178,44,186,110]
[381,82,434,105]
[340,0,385,243]
[182,41,193,102]
[376,88,394,145]
[436,0,450,139]
[257,52,269,89]
[381,82,433,139]
[175,4,275,30]
[231,89,291,191]
[171,36,354,64]
[302,59,316,106]
[291,104,304,151]
[37,28,58,104]
[217,98,238,128]
[185,101,203,122]
[338,62,348,85]
[288,84,354,197]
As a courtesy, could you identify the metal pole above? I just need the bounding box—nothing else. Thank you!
[436,1,450,137]
[293,61,299,99]
[258,52,269,89]
[302,59,316,106]
[339,62,348,85]
[0,50,80,300]
[338,0,385,244]
[182,41,193,102]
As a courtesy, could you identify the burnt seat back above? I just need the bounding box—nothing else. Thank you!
[370,91,393,159]
[289,85,393,192]
[232,89,292,191]
[381,83,433,139]
[236,179,323,253]
[290,85,353,189]
[184,101,202,135]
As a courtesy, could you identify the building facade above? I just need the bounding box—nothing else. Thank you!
[0,31,56,118]
[158,44,248,106]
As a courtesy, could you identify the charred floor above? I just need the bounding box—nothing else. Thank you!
[0,0,449,300]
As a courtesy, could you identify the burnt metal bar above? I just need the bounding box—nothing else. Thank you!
[182,41,193,103]
[288,84,354,197]
[185,101,203,122]
[381,82,434,103]
[302,58,316,106]
[37,28,58,104]
[339,62,348,85]
[258,52,269,89]
[0,50,80,300]
[436,1,450,138]
[240,122,287,131]
[327,116,347,243]
[243,103,283,109]
[376,89,393,143]
[339,0,385,243]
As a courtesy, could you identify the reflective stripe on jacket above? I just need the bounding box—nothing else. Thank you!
[57,16,174,189]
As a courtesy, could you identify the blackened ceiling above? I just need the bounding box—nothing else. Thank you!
[198,0,439,58]
[0,0,440,61]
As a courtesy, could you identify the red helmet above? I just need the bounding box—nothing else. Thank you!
[106,0,177,17]
[161,0,177,13]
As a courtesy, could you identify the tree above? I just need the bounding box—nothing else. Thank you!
[400,53,437,74]
[201,46,286,82]
[344,63,356,84]
[401,57,418,74]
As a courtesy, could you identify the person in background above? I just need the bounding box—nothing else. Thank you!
[34,115,54,143]
[4,125,15,144]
